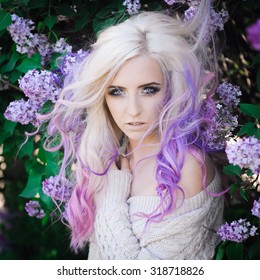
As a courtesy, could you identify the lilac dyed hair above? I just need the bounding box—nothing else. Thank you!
[40,0,224,252]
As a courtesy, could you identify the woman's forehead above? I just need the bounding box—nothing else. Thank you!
[110,55,164,86]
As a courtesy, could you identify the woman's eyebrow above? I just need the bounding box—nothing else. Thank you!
[108,82,161,89]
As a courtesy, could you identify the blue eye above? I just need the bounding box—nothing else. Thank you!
[108,87,125,96]
[141,86,160,95]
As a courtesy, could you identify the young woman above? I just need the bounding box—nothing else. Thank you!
[45,0,224,259]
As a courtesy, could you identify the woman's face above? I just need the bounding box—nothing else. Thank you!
[105,55,165,146]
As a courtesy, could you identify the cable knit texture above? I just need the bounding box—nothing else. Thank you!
[88,169,224,260]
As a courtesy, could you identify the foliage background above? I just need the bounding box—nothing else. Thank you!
[0,0,259,259]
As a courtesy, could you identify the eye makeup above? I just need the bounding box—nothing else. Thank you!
[107,82,161,96]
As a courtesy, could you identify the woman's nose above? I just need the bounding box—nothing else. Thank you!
[127,95,141,117]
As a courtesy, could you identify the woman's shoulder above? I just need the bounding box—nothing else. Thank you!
[178,149,215,199]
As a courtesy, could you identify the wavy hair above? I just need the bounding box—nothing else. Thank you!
[43,0,219,251]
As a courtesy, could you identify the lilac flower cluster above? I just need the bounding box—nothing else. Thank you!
[123,0,141,15]
[217,82,242,108]
[199,82,241,151]
[226,136,260,174]
[4,99,41,126]
[18,69,61,104]
[184,4,229,41]
[59,49,90,75]
[8,14,72,65]
[252,198,260,218]
[4,49,89,126]
[25,200,45,218]
[4,70,62,126]
[246,19,260,51]
[217,218,258,242]
[42,176,73,202]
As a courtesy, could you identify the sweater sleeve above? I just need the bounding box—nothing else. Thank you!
[91,170,144,259]
[89,169,224,260]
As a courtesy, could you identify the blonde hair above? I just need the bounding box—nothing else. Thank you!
[45,0,218,251]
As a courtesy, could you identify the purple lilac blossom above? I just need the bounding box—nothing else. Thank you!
[18,69,62,105]
[25,200,45,218]
[33,34,52,65]
[60,49,90,75]
[42,176,73,202]
[7,14,36,56]
[246,19,260,51]
[8,14,72,65]
[217,218,258,242]
[123,0,141,15]
[199,82,240,151]
[184,5,229,41]
[4,99,40,126]
[53,38,72,54]
[226,136,260,174]
[217,82,242,108]
[251,198,260,218]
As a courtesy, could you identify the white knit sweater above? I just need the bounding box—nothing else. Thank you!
[88,169,224,260]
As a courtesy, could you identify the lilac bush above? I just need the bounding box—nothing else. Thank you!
[226,136,260,174]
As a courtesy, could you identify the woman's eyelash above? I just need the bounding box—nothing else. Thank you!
[142,86,160,95]
[108,87,125,96]
[107,85,161,96]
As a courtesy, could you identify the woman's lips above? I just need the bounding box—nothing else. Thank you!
[125,122,146,130]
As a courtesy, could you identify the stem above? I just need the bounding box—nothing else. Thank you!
[0,78,23,92]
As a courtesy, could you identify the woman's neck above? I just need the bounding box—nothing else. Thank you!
[127,140,160,169]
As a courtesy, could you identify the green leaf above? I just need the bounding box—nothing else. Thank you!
[27,0,48,9]
[240,103,260,119]
[252,53,260,65]
[248,240,260,259]
[223,164,241,176]
[230,183,239,196]
[19,171,42,198]
[16,53,42,73]
[0,10,11,31]
[0,120,17,144]
[1,52,20,73]
[247,169,253,177]
[226,242,244,260]
[240,188,248,201]
[0,53,8,65]
[74,14,89,32]
[37,145,47,164]
[44,15,57,30]
[45,161,59,177]
[10,69,22,83]
[17,136,34,158]
[238,122,259,138]
[39,189,53,210]
[215,242,227,260]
